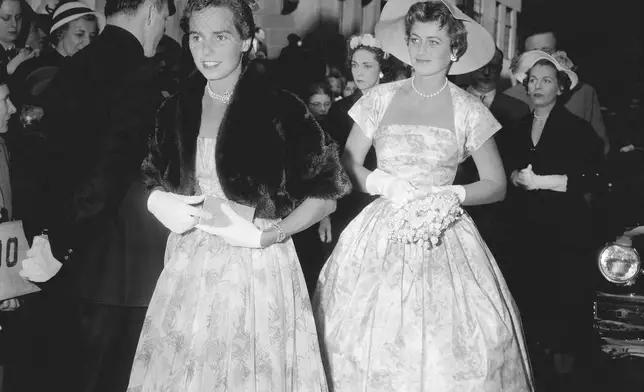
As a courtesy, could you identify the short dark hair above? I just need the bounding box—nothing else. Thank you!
[522,59,572,101]
[524,25,557,41]
[521,23,557,49]
[327,66,344,80]
[104,0,170,18]
[50,14,98,45]
[404,1,467,60]
[180,0,255,57]
[287,33,301,45]
[306,81,332,102]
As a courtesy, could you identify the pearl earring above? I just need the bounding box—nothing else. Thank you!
[450,54,457,62]
[379,72,384,79]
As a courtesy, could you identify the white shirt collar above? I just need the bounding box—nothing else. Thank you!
[467,86,496,108]
[0,41,15,52]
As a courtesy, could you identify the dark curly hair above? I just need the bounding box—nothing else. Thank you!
[347,37,386,70]
[180,0,255,43]
[522,59,573,102]
[404,1,468,61]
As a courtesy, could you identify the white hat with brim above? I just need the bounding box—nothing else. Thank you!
[513,50,578,90]
[50,2,106,35]
[374,0,496,75]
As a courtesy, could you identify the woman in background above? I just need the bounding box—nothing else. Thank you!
[12,1,104,105]
[504,50,603,378]
[324,33,384,256]
[296,81,336,295]
[0,0,39,78]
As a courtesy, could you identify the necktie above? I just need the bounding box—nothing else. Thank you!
[480,94,487,107]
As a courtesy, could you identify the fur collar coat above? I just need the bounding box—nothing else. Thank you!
[142,62,352,219]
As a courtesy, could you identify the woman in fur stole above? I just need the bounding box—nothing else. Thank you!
[127,0,351,390]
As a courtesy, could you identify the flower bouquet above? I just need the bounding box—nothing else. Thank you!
[387,190,464,249]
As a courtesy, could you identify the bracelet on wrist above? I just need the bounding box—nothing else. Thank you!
[269,223,286,244]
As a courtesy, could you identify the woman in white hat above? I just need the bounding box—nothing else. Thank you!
[12,1,104,102]
[47,1,104,56]
[314,1,533,390]
[504,50,604,377]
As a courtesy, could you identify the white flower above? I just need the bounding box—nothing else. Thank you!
[349,36,361,49]
[349,34,382,50]
[386,192,463,250]
[551,51,574,70]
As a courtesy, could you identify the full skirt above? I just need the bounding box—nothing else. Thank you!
[314,199,534,392]
[128,219,329,392]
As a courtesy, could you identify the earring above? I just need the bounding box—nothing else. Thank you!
[450,54,457,62]
[379,72,384,79]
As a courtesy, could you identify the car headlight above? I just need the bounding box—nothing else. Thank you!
[598,243,641,285]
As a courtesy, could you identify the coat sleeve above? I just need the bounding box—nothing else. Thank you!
[141,95,179,194]
[279,92,352,202]
[35,65,162,262]
[565,119,605,194]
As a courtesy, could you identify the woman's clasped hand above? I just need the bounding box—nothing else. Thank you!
[147,191,212,234]
[511,164,539,190]
[196,204,263,248]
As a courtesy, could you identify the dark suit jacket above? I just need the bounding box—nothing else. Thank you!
[453,90,530,259]
[30,25,169,306]
[490,93,531,130]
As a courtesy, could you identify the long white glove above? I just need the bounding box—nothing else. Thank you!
[366,169,418,208]
[197,204,263,248]
[432,185,466,203]
[148,191,212,234]
[19,235,62,283]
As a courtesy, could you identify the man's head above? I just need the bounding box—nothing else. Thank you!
[470,46,503,93]
[0,76,16,135]
[524,28,557,54]
[105,0,175,57]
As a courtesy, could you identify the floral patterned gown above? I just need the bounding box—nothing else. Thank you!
[128,137,329,392]
[314,81,534,392]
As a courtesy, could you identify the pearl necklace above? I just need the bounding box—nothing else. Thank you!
[206,82,233,104]
[411,77,448,99]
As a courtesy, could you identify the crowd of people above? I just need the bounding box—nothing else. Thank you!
[0,0,637,390]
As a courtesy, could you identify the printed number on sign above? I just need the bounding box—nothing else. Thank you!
[0,237,19,268]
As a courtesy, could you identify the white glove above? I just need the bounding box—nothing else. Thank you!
[432,185,466,203]
[511,164,539,190]
[0,298,20,312]
[366,169,418,208]
[197,204,263,248]
[148,191,212,234]
[19,235,62,283]
[318,216,332,243]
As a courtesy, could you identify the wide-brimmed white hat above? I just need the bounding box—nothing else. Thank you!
[50,2,106,35]
[513,50,578,90]
[374,0,495,75]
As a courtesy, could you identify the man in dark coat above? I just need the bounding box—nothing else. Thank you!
[19,0,175,390]
[455,47,530,284]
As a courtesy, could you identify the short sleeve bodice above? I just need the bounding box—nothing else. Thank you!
[349,80,501,189]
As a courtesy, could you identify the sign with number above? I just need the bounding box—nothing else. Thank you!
[0,221,40,301]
